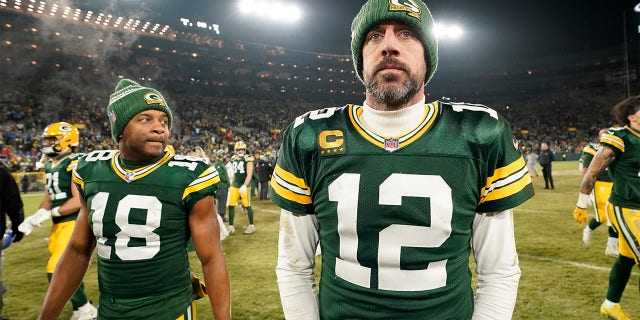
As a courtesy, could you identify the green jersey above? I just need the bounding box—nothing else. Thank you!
[581,143,612,182]
[213,159,230,189]
[601,126,640,209]
[44,153,83,223]
[270,102,534,319]
[230,154,254,188]
[72,149,220,318]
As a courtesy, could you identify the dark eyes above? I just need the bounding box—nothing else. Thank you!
[138,117,169,125]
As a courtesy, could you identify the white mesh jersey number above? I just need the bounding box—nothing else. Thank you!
[91,192,162,261]
[330,173,452,291]
[45,171,67,201]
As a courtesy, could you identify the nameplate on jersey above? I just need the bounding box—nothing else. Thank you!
[384,138,399,152]
[319,130,345,155]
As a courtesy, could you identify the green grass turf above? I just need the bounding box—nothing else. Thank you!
[3,160,638,319]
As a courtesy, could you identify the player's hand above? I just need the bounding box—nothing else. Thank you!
[17,218,34,235]
[573,207,588,224]
[11,216,24,243]
[239,185,247,194]
[191,273,208,299]
[29,208,52,227]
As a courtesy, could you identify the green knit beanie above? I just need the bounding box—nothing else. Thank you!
[351,0,438,85]
[107,79,173,142]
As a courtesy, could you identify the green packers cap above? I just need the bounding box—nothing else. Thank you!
[107,79,173,142]
[351,0,438,85]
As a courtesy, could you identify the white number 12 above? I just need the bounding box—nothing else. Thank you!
[329,173,452,292]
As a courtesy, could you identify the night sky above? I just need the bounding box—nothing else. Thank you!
[134,0,632,61]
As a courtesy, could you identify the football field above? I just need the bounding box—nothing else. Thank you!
[4,160,638,319]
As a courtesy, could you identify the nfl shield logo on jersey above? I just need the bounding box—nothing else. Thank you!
[124,171,135,183]
[384,138,399,152]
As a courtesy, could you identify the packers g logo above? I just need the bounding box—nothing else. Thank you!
[319,130,345,155]
[58,124,73,132]
[389,0,422,19]
[144,92,167,106]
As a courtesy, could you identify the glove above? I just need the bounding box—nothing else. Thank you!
[573,207,588,224]
[573,192,590,224]
[18,219,34,236]
[239,185,247,194]
[30,208,52,226]
[191,273,208,299]
[18,208,51,235]
[11,224,23,243]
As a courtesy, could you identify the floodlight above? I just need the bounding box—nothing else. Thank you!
[433,22,464,40]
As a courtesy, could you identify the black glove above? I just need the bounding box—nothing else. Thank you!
[11,207,25,243]
[11,225,23,243]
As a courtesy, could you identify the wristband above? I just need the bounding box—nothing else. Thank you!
[576,193,590,209]
[50,206,62,217]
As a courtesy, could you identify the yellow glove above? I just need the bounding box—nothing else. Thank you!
[573,207,588,224]
[191,273,208,299]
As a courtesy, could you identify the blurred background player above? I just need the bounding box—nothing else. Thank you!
[525,148,539,177]
[227,141,255,234]
[579,128,618,257]
[573,96,640,319]
[190,147,229,241]
[212,150,230,223]
[18,122,97,320]
[0,161,24,320]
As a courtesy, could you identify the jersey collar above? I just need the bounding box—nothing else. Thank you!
[349,101,440,152]
[111,149,174,183]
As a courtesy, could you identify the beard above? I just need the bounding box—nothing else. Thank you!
[364,59,424,109]
[366,74,421,109]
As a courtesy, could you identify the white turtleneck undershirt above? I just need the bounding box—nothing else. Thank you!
[360,97,426,137]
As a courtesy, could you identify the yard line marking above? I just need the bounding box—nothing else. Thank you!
[516,208,562,214]
[552,169,581,176]
[256,205,637,275]
[520,254,639,276]
[260,208,281,214]
[19,192,45,198]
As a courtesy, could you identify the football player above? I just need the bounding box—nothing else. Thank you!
[38,79,230,320]
[577,128,618,257]
[270,0,534,319]
[0,162,24,318]
[573,96,640,320]
[226,141,256,234]
[18,122,98,320]
[212,150,231,223]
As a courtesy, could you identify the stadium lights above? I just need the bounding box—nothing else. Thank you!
[237,0,302,23]
[433,22,463,40]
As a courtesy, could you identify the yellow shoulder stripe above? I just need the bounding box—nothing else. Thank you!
[72,170,84,191]
[601,133,624,152]
[270,164,312,205]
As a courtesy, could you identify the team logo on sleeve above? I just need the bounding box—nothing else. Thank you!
[319,130,345,155]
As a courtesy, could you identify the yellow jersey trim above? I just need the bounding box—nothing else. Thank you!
[348,102,440,151]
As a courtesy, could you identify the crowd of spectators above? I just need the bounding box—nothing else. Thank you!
[0,4,634,173]
[0,83,319,172]
[0,78,629,174]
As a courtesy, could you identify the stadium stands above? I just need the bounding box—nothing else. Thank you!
[0,3,634,175]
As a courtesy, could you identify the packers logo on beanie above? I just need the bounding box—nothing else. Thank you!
[351,0,438,85]
[107,79,173,142]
